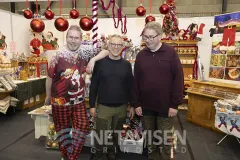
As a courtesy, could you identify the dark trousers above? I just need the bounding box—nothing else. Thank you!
[142,109,174,160]
[52,103,89,160]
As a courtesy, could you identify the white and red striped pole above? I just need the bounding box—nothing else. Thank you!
[92,0,98,48]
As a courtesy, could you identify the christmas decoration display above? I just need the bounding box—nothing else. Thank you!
[44,10,54,20]
[162,0,179,40]
[159,4,169,14]
[145,0,155,24]
[79,0,93,31]
[136,0,146,17]
[145,15,155,24]
[46,123,59,149]
[80,16,94,31]
[0,31,7,50]
[69,9,79,19]
[44,0,54,20]
[121,116,143,141]
[92,0,98,48]
[30,19,45,33]
[70,1,79,19]
[214,98,240,139]
[100,0,127,34]
[54,17,69,32]
[54,0,69,32]
[23,9,33,19]
[42,31,59,50]
[29,29,44,57]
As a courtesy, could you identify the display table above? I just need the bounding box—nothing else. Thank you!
[13,77,47,110]
[28,105,52,139]
[28,99,90,139]
[186,80,240,132]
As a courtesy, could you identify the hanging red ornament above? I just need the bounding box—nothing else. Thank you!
[145,15,155,24]
[23,9,33,19]
[136,5,146,17]
[79,16,93,31]
[159,4,169,14]
[70,9,79,19]
[54,17,69,32]
[44,9,54,20]
[30,19,45,33]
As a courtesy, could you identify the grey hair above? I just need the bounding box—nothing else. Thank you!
[66,25,82,37]
[144,21,163,35]
[109,34,123,40]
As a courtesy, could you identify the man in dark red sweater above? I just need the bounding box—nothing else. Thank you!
[131,21,184,160]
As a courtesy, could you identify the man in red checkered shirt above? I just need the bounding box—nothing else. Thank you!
[45,25,109,160]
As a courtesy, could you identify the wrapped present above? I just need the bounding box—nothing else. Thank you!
[121,116,143,141]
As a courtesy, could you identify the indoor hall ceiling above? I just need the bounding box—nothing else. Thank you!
[0,0,239,17]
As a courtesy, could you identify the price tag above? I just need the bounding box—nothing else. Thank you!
[10,41,16,53]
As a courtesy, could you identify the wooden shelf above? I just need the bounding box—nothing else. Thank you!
[178,53,197,55]
[161,40,198,45]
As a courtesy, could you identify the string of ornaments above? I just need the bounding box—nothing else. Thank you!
[136,0,179,38]
[23,0,94,33]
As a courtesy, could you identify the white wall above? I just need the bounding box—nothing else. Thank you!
[2,9,240,84]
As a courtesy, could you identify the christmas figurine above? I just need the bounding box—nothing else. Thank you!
[0,32,7,50]
[42,31,59,50]
[29,30,44,57]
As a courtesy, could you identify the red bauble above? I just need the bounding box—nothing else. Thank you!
[23,9,33,19]
[70,9,79,19]
[159,4,169,14]
[136,6,146,17]
[79,17,93,31]
[54,17,69,32]
[30,19,45,33]
[44,9,54,20]
[145,15,156,24]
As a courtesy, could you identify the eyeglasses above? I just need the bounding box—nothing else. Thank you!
[142,34,159,41]
[67,36,80,41]
[109,43,124,48]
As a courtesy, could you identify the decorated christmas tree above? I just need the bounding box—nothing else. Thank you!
[160,0,179,40]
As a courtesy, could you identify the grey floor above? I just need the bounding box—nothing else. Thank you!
[0,105,239,160]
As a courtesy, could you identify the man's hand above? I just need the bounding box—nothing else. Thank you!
[86,58,96,74]
[90,108,96,117]
[168,108,178,117]
[135,107,143,116]
[129,107,135,119]
[45,96,51,105]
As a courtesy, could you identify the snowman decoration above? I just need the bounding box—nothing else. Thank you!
[68,69,85,104]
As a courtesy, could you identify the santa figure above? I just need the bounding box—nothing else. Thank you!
[42,31,58,50]
[0,31,7,50]
[68,68,85,105]
[30,30,44,57]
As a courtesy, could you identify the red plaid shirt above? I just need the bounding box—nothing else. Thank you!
[48,46,92,105]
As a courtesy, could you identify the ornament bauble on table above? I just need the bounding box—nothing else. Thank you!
[145,15,156,24]
[23,9,33,19]
[159,4,170,14]
[80,16,94,31]
[44,9,54,20]
[136,5,146,17]
[70,9,79,19]
[54,17,69,32]
[30,19,45,33]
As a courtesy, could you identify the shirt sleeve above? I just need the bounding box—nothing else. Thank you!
[127,62,134,103]
[80,45,97,62]
[130,54,141,108]
[89,61,100,108]
[48,54,59,78]
[170,50,184,109]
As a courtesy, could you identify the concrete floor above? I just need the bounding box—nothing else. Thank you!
[0,105,239,160]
